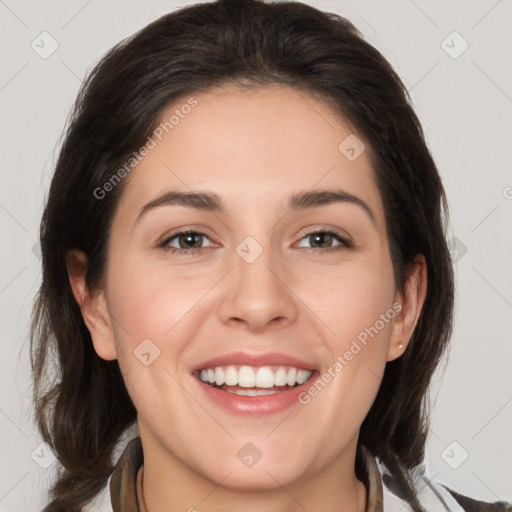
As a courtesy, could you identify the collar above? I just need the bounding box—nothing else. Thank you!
[110,437,383,512]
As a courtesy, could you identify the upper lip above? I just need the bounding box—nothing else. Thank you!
[191,351,318,373]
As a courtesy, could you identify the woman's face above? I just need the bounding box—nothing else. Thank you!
[81,85,423,491]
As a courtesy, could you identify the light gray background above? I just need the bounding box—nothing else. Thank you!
[1,0,511,510]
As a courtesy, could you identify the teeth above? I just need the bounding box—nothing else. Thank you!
[255,367,274,388]
[286,367,296,386]
[225,366,238,386]
[296,369,310,385]
[197,365,313,388]
[227,388,280,396]
[239,366,256,387]
[274,367,288,386]
[214,367,225,386]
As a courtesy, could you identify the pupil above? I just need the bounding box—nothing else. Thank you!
[180,233,201,249]
[312,233,331,248]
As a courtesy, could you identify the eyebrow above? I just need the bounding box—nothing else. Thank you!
[136,188,376,225]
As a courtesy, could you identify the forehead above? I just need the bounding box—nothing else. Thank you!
[114,85,385,228]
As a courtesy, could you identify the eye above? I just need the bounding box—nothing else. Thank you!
[160,230,213,254]
[295,229,352,253]
[158,228,352,255]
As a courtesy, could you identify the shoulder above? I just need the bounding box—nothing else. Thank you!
[375,457,512,512]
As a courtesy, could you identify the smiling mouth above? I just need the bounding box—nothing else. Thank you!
[194,365,314,396]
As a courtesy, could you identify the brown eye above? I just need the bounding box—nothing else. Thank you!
[308,232,335,248]
[296,230,351,251]
[176,232,204,249]
[161,230,212,252]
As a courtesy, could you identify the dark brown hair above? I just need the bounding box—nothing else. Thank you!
[31,0,454,510]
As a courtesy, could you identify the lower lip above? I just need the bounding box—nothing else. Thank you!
[193,374,318,415]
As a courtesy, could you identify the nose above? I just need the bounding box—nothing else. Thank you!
[217,244,298,333]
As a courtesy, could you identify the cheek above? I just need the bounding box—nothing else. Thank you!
[105,255,227,408]
[107,253,217,342]
[297,253,396,351]
[295,256,395,414]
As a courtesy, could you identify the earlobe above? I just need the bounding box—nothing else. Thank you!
[66,249,117,361]
[387,255,427,362]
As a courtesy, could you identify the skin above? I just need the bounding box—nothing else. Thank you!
[67,85,427,512]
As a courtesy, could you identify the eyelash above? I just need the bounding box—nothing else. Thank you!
[158,228,352,255]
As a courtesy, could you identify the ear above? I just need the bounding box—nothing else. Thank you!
[387,254,427,362]
[66,249,117,361]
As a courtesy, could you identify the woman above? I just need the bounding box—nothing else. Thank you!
[30,0,512,510]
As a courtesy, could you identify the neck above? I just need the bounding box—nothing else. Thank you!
[138,434,367,512]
